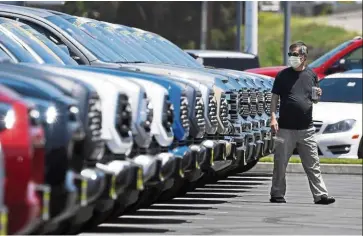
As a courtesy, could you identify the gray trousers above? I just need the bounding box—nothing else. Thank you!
[270,127,329,202]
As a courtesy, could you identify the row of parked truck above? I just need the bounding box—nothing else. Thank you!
[0,3,279,235]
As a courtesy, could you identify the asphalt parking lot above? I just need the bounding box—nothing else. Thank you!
[81,172,362,235]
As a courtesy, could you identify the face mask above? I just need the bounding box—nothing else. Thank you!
[288,56,302,68]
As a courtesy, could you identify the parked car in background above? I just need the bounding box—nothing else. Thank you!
[0,84,44,234]
[185,50,260,71]
[0,142,5,235]
[0,70,85,234]
[246,36,363,79]
[312,70,362,159]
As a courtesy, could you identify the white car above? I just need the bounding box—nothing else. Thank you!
[313,71,362,159]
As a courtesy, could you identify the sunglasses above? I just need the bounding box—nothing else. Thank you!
[288,52,301,57]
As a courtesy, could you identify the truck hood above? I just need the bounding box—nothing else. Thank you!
[313,102,362,124]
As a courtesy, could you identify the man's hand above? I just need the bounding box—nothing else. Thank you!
[270,118,279,134]
[317,88,322,96]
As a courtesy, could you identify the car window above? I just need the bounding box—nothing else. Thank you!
[309,40,354,69]
[319,77,362,103]
[344,46,362,70]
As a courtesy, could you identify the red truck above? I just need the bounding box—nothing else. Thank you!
[0,85,46,234]
[246,36,362,79]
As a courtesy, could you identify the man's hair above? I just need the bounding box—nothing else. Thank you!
[289,41,308,56]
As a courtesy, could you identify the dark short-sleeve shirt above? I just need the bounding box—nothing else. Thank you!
[272,67,319,130]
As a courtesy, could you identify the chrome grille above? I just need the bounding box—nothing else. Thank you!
[259,119,266,128]
[226,91,238,121]
[88,95,102,141]
[195,92,206,133]
[313,120,323,133]
[239,89,250,118]
[220,93,229,127]
[264,90,272,115]
[208,91,218,126]
[115,94,132,138]
[242,122,252,132]
[249,90,258,118]
[162,95,174,132]
[257,91,265,116]
[180,95,190,133]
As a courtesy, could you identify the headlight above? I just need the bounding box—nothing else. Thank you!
[69,105,79,121]
[3,109,15,129]
[45,106,58,124]
[0,103,15,130]
[323,119,356,134]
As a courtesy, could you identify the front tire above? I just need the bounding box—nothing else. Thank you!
[232,159,259,174]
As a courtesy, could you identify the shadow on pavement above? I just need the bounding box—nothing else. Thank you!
[238,173,273,177]
[88,225,171,233]
[108,217,188,225]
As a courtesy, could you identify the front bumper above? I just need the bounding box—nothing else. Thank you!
[132,154,163,186]
[37,171,79,234]
[170,146,201,182]
[315,132,361,159]
[64,167,106,228]
[260,128,272,157]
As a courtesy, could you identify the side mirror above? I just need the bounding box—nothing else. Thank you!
[58,44,70,56]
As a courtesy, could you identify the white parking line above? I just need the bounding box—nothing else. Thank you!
[228,176,272,180]
[217,180,268,184]
[203,184,263,188]
[132,208,230,215]
[186,192,239,196]
[118,215,215,220]
[195,187,266,192]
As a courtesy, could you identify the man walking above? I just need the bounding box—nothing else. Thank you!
[269,41,335,205]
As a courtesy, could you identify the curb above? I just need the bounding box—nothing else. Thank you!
[250,162,362,175]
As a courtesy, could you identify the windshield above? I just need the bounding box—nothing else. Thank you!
[118,27,177,64]
[309,40,354,69]
[319,77,362,103]
[0,48,12,61]
[46,15,122,63]
[0,21,64,65]
[98,23,161,63]
[135,31,187,65]
[152,33,203,67]
[64,17,131,62]
[19,24,78,65]
[0,27,39,63]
